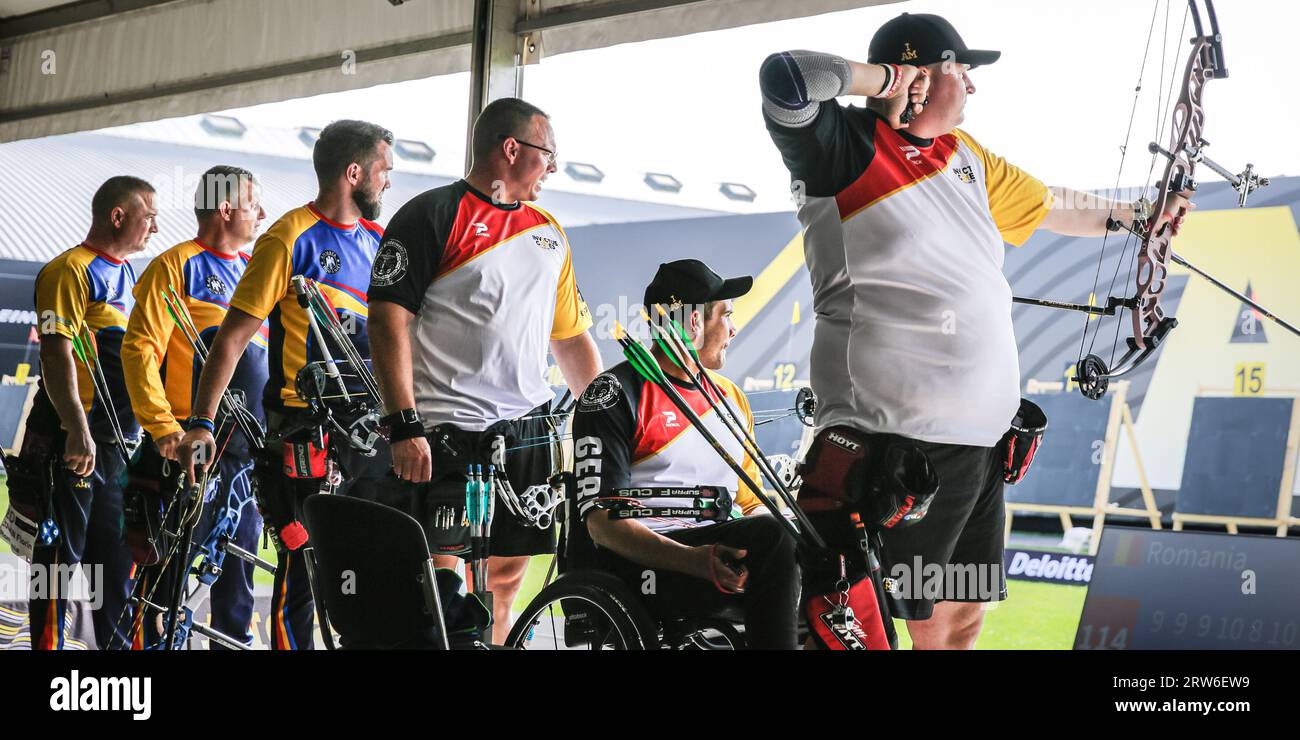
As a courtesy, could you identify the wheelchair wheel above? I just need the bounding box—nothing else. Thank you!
[506,572,657,650]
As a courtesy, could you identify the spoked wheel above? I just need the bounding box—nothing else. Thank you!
[1075,355,1111,400]
[505,572,657,650]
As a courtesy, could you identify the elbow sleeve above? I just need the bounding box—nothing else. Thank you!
[760,50,852,127]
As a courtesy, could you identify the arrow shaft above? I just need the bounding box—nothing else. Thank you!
[1171,252,1300,338]
[162,291,264,449]
[619,336,818,548]
[647,317,815,531]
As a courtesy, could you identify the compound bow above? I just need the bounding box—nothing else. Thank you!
[1014,0,1292,400]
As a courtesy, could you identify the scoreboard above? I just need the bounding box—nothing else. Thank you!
[1075,527,1300,650]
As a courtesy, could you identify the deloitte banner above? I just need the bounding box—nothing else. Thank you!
[1003,549,1094,587]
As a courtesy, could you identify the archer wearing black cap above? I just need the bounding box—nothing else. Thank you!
[642,258,752,368]
[569,259,801,649]
[759,12,1194,649]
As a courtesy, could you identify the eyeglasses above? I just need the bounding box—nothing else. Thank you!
[498,134,557,166]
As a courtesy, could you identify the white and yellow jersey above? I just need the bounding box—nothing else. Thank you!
[572,362,765,534]
[767,103,1051,446]
[368,180,592,431]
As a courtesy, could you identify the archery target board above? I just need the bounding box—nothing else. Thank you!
[1075,527,1300,650]
[1004,391,1114,508]
[1174,396,1298,520]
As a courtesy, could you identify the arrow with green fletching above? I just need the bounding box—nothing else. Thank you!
[70,325,132,464]
[610,322,819,548]
[70,334,88,366]
[616,324,664,384]
[640,307,827,548]
[643,316,684,370]
[159,286,265,450]
[654,304,703,365]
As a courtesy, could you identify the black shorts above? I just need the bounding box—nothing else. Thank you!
[365,404,559,558]
[874,439,1008,620]
[799,432,1008,621]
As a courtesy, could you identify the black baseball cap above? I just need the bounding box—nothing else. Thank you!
[868,12,1000,69]
[643,259,753,309]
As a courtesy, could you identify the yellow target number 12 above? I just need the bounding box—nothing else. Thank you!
[1234,363,1266,397]
[773,362,796,391]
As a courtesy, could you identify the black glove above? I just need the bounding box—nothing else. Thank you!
[862,442,939,530]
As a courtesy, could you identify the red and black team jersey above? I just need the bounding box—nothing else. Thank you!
[368,180,591,431]
[572,360,764,534]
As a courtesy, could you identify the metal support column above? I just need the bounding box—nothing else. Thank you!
[465,0,525,172]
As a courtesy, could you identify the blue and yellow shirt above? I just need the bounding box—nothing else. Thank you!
[228,204,382,411]
[123,240,270,442]
[33,244,141,442]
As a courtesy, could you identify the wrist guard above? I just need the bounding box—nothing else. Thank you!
[381,408,425,442]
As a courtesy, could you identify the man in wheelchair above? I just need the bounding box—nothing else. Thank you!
[571,260,799,649]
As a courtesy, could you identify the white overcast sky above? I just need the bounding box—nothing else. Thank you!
[223,0,1291,205]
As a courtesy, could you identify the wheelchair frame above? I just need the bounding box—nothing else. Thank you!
[504,473,747,650]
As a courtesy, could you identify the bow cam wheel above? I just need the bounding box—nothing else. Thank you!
[1075,355,1111,401]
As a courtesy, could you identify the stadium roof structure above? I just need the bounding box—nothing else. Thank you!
[0,0,902,144]
[0,114,796,263]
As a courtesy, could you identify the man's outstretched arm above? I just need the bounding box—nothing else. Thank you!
[178,307,263,479]
[39,338,95,477]
[1040,186,1193,238]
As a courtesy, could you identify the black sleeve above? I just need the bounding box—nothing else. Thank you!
[368,187,456,314]
[571,367,639,521]
[763,101,880,198]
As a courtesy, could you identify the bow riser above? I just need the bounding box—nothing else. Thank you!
[1012,1,1290,401]
[1132,36,1214,348]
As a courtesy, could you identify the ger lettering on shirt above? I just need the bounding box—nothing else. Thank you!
[571,362,765,535]
[368,180,592,431]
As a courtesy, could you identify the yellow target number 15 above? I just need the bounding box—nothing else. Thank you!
[1234,363,1266,397]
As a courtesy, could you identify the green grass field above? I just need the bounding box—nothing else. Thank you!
[2,476,1087,648]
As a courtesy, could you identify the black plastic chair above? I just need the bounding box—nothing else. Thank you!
[302,494,450,650]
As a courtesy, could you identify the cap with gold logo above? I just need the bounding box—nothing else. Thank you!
[643,259,753,310]
[868,12,1000,68]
